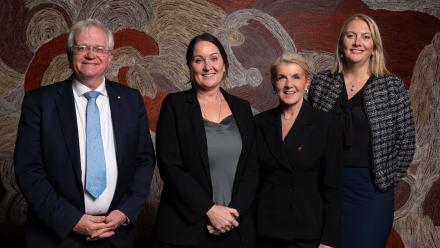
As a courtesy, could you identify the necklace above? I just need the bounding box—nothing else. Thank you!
[346,75,370,92]
[350,83,356,92]
[199,93,223,122]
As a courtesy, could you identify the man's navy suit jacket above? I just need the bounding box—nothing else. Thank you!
[14,76,156,247]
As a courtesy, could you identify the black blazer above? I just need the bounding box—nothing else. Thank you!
[255,101,342,247]
[154,88,259,246]
[14,77,156,248]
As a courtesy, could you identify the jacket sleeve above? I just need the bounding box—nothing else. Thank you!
[391,78,416,182]
[320,114,343,247]
[155,95,214,224]
[14,92,83,239]
[116,90,156,224]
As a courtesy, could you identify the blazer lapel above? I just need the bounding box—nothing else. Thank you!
[284,101,317,167]
[222,89,249,188]
[186,88,212,185]
[260,107,292,171]
[55,78,82,188]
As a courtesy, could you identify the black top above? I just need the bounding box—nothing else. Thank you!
[255,101,343,246]
[332,80,372,168]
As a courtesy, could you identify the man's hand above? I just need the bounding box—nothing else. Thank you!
[86,210,128,241]
[73,214,113,237]
[318,244,333,248]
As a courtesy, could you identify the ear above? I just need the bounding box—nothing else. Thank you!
[305,81,310,93]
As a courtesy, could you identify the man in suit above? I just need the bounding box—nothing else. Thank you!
[14,19,156,247]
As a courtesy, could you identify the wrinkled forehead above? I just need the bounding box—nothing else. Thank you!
[74,25,109,46]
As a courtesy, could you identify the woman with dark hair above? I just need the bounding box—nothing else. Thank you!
[308,14,415,247]
[154,33,258,248]
[256,51,342,248]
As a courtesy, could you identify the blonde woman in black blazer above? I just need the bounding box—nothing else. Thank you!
[255,52,343,248]
[154,33,258,248]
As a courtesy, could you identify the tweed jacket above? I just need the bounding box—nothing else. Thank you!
[308,70,415,192]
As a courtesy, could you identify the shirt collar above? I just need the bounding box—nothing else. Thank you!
[72,78,108,98]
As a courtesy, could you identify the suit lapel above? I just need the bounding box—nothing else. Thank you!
[106,81,124,171]
[186,88,212,184]
[55,78,82,188]
[260,107,292,171]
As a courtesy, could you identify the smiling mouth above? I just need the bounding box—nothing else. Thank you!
[202,73,216,77]
[283,90,296,95]
[350,49,364,53]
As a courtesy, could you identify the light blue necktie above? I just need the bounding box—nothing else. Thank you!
[84,91,106,199]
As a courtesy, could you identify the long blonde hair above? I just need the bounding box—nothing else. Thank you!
[332,14,390,76]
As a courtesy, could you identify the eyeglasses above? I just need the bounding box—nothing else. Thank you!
[71,45,110,55]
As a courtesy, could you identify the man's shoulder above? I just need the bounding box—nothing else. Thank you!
[105,80,139,94]
[26,78,72,98]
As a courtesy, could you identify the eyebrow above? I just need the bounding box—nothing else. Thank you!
[345,31,371,34]
[192,52,221,58]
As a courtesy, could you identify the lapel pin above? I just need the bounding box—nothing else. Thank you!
[297,145,303,151]
[117,96,121,100]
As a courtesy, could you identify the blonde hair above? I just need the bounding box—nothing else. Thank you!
[332,14,390,76]
[271,51,312,82]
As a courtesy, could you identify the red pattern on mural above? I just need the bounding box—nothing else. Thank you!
[143,91,167,133]
[387,227,405,248]
[118,66,130,86]
[24,34,68,92]
[395,180,411,211]
[423,178,440,226]
[114,29,159,56]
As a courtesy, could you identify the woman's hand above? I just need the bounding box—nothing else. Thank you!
[206,205,239,233]
[207,224,221,235]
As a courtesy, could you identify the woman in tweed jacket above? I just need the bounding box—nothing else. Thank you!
[308,14,415,248]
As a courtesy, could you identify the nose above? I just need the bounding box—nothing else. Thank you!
[353,35,361,46]
[203,60,212,71]
[84,47,97,58]
[285,78,294,88]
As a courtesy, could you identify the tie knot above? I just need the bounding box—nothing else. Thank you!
[84,91,101,101]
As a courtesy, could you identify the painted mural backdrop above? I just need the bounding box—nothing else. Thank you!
[0,0,439,247]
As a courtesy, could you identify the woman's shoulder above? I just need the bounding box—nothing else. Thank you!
[162,89,193,104]
[222,89,250,106]
[373,73,401,82]
[310,70,339,90]
[370,73,407,95]
[254,107,278,125]
[313,69,335,80]
[304,101,333,123]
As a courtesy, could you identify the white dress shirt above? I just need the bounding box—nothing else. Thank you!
[72,79,118,215]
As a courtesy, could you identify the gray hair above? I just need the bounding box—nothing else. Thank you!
[67,19,114,53]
